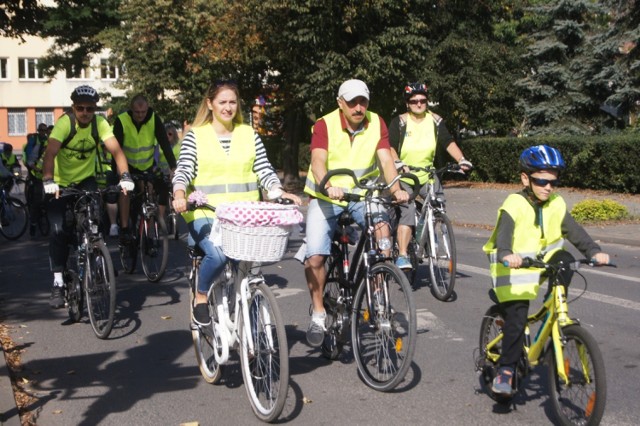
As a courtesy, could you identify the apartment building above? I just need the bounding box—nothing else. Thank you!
[0,35,125,151]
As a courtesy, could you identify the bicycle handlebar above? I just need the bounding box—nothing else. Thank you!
[186,197,293,213]
[407,162,463,177]
[503,257,617,270]
[317,169,421,202]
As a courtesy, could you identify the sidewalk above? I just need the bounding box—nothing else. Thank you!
[444,183,640,247]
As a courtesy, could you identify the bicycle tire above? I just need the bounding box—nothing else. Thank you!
[38,210,50,236]
[65,269,83,323]
[477,305,515,403]
[190,266,223,384]
[140,214,169,282]
[85,239,116,339]
[352,262,416,391]
[239,281,289,422]
[321,253,348,360]
[166,212,179,240]
[547,324,606,426]
[425,212,456,301]
[119,218,138,274]
[0,196,28,240]
[405,238,420,286]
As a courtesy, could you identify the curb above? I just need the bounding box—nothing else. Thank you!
[0,348,20,426]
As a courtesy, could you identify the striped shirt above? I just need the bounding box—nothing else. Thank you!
[172,128,281,194]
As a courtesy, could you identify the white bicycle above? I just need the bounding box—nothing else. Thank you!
[187,200,299,422]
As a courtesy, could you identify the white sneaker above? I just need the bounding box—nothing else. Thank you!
[109,224,119,237]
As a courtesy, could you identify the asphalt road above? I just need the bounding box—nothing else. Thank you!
[1,221,639,425]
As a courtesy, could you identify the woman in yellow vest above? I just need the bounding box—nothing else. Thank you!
[172,80,300,325]
[388,82,473,269]
[483,145,609,396]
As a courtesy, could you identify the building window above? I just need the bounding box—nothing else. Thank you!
[18,58,45,80]
[66,60,91,80]
[8,110,27,136]
[35,110,55,127]
[100,59,120,80]
[0,58,8,80]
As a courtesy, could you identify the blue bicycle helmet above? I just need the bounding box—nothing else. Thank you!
[403,82,428,100]
[519,145,565,173]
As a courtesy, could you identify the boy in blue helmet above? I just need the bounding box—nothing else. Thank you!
[482,145,609,396]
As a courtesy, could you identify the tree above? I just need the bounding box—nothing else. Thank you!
[0,0,44,38]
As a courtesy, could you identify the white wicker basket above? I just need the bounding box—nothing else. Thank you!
[220,222,291,262]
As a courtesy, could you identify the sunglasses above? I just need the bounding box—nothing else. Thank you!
[530,177,560,187]
[408,99,427,105]
[75,105,96,113]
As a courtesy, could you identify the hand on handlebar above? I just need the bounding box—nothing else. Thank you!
[502,253,523,268]
[591,252,609,265]
[392,188,410,203]
[326,186,344,201]
[172,197,187,213]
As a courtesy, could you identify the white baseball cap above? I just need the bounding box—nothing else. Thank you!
[338,79,370,102]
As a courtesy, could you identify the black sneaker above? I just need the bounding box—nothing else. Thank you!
[119,228,132,244]
[49,287,64,309]
[192,303,211,326]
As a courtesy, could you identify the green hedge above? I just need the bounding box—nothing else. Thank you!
[458,134,640,194]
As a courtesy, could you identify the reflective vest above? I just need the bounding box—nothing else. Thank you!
[1,153,17,169]
[399,113,436,185]
[159,142,180,175]
[483,193,566,302]
[304,109,380,206]
[119,112,156,170]
[182,124,260,223]
[52,115,107,187]
[95,146,112,188]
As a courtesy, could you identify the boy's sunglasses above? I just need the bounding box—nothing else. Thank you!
[530,177,560,187]
[75,105,96,113]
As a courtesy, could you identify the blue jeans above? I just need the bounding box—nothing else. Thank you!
[188,218,227,294]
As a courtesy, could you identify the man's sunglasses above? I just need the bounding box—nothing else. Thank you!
[75,105,96,113]
[408,99,427,105]
[530,177,560,187]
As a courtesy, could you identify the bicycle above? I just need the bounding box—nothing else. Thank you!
[475,256,614,425]
[393,163,461,301]
[164,182,180,240]
[187,198,298,422]
[0,175,29,240]
[317,168,419,392]
[57,186,119,339]
[118,171,169,282]
[25,174,51,236]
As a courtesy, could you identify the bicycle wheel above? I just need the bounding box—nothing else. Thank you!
[140,214,169,282]
[38,209,50,236]
[239,281,289,422]
[352,262,416,391]
[547,325,606,426]
[190,267,223,384]
[85,239,116,339]
[0,196,28,240]
[321,258,349,360]
[119,218,138,274]
[64,269,83,323]
[405,238,420,286]
[166,212,179,240]
[425,212,456,301]
[477,305,514,403]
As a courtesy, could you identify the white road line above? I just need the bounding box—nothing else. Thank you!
[416,308,463,341]
[458,263,640,312]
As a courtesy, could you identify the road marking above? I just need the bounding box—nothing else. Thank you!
[272,288,306,298]
[416,308,463,341]
[459,263,640,312]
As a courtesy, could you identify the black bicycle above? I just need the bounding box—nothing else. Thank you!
[0,175,28,240]
[58,186,118,339]
[25,175,50,236]
[119,171,169,282]
[317,169,420,391]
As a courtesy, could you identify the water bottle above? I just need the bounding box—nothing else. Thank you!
[416,216,425,241]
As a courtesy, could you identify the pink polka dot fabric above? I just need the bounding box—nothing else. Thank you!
[216,201,303,227]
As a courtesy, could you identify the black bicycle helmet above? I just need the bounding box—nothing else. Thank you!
[519,145,566,173]
[71,85,100,103]
[403,82,428,100]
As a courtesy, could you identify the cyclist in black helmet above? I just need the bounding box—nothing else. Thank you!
[42,84,135,308]
[482,145,609,396]
[388,82,472,270]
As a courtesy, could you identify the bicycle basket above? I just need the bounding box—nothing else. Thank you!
[216,201,303,262]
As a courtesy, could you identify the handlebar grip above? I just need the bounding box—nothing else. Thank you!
[397,172,421,200]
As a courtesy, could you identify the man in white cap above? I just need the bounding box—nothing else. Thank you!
[302,79,410,347]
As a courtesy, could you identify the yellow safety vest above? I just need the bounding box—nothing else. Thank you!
[119,112,156,170]
[399,113,436,185]
[182,124,260,223]
[483,193,566,302]
[51,115,112,187]
[304,109,381,206]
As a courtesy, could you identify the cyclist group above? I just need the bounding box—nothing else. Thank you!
[28,77,610,420]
